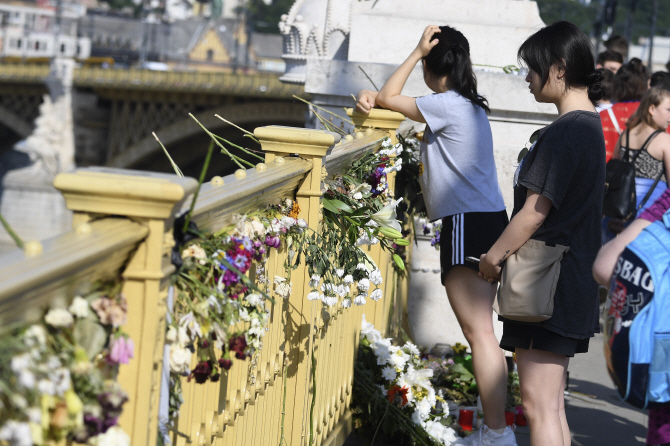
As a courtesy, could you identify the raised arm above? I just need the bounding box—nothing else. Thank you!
[375,25,441,122]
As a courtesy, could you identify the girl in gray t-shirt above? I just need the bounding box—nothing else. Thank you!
[356,25,514,445]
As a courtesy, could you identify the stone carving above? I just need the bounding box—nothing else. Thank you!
[14,58,75,175]
[278,0,372,84]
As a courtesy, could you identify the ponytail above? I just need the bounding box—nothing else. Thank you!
[423,26,490,114]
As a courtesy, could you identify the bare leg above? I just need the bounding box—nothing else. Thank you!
[444,266,508,430]
[558,367,570,446]
[516,347,570,446]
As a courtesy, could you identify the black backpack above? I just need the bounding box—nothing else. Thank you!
[603,130,662,220]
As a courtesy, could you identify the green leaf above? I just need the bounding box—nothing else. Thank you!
[322,199,340,214]
[393,254,405,271]
[325,198,353,213]
[73,318,108,360]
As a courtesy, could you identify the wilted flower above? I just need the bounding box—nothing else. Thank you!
[24,325,47,349]
[0,420,32,446]
[357,278,370,292]
[68,296,90,318]
[265,235,281,249]
[307,291,320,301]
[370,289,383,301]
[309,274,321,288]
[45,308,74,328]
[169,345,191,375]
[107,336,134,365]
[91,295,128,327]
[274,276,292,299]
[349,182,372,200]
[370,269,383,286]
[189,360,213,384]
[181,244,207,265]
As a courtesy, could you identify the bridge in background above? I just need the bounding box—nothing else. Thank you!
[0,64,307,176]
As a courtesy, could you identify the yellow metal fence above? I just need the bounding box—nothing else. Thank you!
[0,109,407,446]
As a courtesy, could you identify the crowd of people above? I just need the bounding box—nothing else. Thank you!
[355,21,670,446]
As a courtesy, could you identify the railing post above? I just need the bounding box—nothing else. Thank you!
[254,126,340,446]
[54,168,198,445]
[346,109,410,339]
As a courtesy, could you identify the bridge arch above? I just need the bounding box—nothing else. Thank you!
[106,101,306,169]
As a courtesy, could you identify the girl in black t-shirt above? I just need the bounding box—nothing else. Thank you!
[479,22,606,446]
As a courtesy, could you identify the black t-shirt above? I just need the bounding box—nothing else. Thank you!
[509,110,606,338]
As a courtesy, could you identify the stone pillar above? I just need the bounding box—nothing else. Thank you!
[54,167,198,446]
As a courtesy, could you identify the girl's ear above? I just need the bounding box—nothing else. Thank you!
[649,103,657,118]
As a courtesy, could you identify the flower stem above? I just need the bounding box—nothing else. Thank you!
[0,212,23,249]
[183,141,214,235]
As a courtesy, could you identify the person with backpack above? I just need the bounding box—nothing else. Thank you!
[593,186,670,446]
[356,25,515,446]
[478,22,605,446]
[604,87,670,239]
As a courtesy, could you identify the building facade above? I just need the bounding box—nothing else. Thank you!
[0,2,91,59]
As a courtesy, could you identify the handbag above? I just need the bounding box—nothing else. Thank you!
[603,130,663,220]
[494,239,570,322]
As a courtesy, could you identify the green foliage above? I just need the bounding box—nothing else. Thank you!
[247,0,295,34]
[535,0,670,42]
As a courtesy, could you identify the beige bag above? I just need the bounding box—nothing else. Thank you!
[494,239,570,322]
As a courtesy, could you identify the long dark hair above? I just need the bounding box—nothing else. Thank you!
[518,21,604,106]
[423,26,489,113]
[613,58,649,102]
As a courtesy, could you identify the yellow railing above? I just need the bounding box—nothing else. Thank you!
[0,109,407,446]
[0,63,304,98]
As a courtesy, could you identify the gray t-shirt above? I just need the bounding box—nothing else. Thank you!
[511,110,606,338]
[416,90,505,221]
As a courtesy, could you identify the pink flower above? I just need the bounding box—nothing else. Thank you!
[107,336,134,365]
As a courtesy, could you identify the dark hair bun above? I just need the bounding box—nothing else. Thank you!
[628,58,647,75]
[586,70,604,102]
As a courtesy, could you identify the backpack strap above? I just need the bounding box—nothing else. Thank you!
[608,107,622,134]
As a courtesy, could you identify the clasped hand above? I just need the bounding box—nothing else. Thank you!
[478,254,501,283]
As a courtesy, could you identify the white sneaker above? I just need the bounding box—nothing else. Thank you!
[452,425,517,446]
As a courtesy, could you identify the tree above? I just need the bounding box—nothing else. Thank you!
[245,0,294,34]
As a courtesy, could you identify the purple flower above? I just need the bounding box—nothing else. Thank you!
[107,336,134,365]
[222,270,239,286]
[233,254,248,269]
[265,235,281,249]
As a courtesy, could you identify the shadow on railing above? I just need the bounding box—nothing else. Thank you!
[0,109,408,446]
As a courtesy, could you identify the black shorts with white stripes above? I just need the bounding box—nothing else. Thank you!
[439,210,509,285]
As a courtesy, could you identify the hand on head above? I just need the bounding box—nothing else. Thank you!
[416,25,441,58]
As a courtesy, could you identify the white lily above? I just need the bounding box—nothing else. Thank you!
[370,198,403,232]
[350,182,372,200]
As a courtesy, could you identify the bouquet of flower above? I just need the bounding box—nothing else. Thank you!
[421,346,478,407]
[353,316,457,446]
[0,284,132,446]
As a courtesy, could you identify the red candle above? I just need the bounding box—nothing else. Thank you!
[459,409,474,432]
